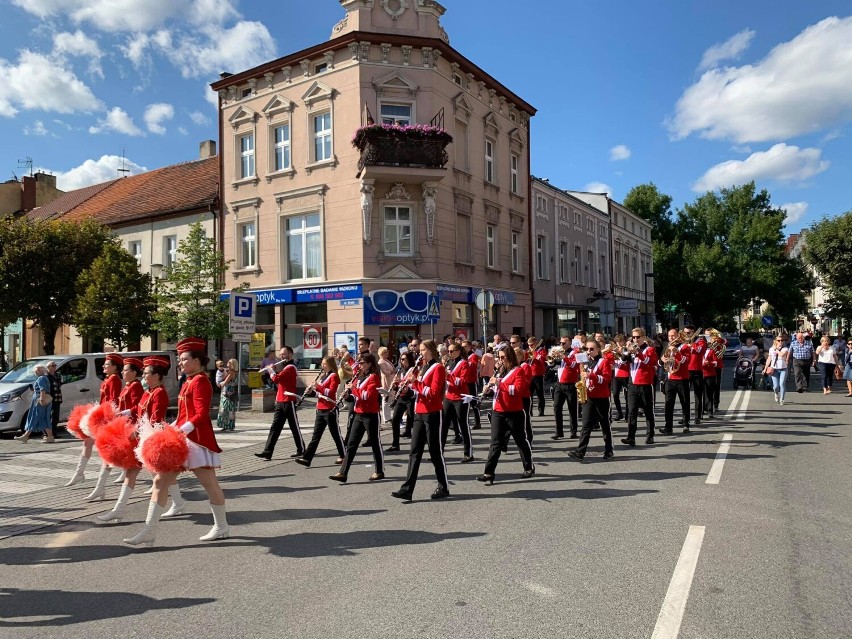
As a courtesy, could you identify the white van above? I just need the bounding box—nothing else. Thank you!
[0,351,179,434]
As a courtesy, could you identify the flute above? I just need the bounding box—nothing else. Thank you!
[259,359,287,374]
[295,370,324,407]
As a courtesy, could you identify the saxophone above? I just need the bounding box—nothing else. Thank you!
[576,361,588,405]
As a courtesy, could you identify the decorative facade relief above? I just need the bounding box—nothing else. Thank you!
[324,51,335,69]
[421,47,434,68]
[300,59,312,77]
[281,66,292,84]
[359,41,371,61]
[381,0,409,19]
[422,183,438,246]
[360,179,375,244]
[401,45,412,66]
[332,15,348,34]
[510,211,524,231]
[348,42,361,60]
[228,86,237,101]
[381,43,392,63]
[263,72,275,89]
[385,182,412,200]
[218,89,228,104]
[247,78,257,95]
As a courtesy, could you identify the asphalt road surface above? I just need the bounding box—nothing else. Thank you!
[0,370,849,639]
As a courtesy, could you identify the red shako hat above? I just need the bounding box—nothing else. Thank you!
[105,353,124,367]
[176,337,206,354]
[143,355,171,370]
[123,356,144,370]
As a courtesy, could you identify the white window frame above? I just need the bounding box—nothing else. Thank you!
[587,249,594,287]
[379,102,413,126]
[164,236,177,270]
[511,231,520,273]
[510,154,519,194]
[536,235,547,280]
[559,241,568,283]
[383,205,414,257]
[486,224,497,268]
[238,221,257,269]
[599,254,607,290]
[271,122,291,173]
[484,139,495,184]
[311,110,332,164]
[128,240,142,267]
[238,132,255,179]
[284,213,323,282]
[573,244,582,283]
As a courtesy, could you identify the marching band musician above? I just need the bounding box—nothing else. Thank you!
[551,335,582,440]
[477,345,535,485]
[392,340,450,501]
[702,338,720,419]
[712,334,726,412]
[527,336,547,417]
[568,339,614,461]
[462,340,482,430]
[622,327,659,447]
[515,346,534,443]
[296,355,345,467]
[255,346,304,460]
[685,326,705,425]
[442,343,474,461]
[609,334,630,421]
[660,328,692,435]
[386,351,417,451]
[329,353,384,483]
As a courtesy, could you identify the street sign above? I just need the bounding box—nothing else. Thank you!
[229,293,256,336]
[303,325,322,358]
[761,315,774,327]
[231,333,254,342]
[475,290,494,311]
[427,295,440,319]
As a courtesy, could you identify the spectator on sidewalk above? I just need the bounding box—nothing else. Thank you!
[843,339,852,397]
[789,331,815,393]
[767,337,790,405]
[217,359,238,431]
[815,337,841,395]
[46,361,62,436]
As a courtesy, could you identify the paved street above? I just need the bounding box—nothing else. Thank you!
[0,372,849,638]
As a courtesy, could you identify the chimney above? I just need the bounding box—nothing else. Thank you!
[199,140,217,159]
[21,176,36,212]
[35,172,56,189]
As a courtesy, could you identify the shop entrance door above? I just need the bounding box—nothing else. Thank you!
[380,326,420,363]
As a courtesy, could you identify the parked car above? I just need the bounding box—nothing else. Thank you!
[723,337,741,359]
[0,351,178,434]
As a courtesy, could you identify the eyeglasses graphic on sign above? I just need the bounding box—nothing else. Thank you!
[368,289,431,313]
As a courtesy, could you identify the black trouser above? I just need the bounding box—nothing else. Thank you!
[399,411,448,495]
[343,397,356,443]
[627,383,655,441]
[575,397,613,456]
[51,401,61,431]
[484,411,533,475]
[553,382,578,437]
[262,401,304,457]
[339,412,383,476]
[442,398,471,457]
[530,375,545,415]
[664,378,690,429]
[703,376,717,416]
[390,399,414,447]
[689,371,704,421]
[467,382,481,428]
[792,358,811,390]
[713,370,722,408]
[819,363,836,390]
[612,377,628,418]
[521,397,533,443]
[301,408,345,463]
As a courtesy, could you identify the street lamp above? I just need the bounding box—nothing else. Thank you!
[150,263,163,349]
[644,272,654,335]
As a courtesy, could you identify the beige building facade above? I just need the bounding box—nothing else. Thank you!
[212,0,536,365]
[531,178,612,338]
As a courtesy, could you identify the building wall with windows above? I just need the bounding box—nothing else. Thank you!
[213,0,536,367]
[531,178,612,338]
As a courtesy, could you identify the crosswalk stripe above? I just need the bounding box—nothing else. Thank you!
[0,465,82,480]
[0,480,54,495]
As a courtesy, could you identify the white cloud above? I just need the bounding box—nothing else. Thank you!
[24,120,49,136]
[692,143,829,192]
[584,182,614,197]
[144,102,174,134]
[698,28,755,71]
[89,106,143,136]
[669,17,852,143]
[51,154,147,190]
[162,21,276,78]
[189,110,211,126]
[609,144,631,161]
[52,30,104,77]
[177,126,189,135]
[0,50,102,117]
[779,202,809,226]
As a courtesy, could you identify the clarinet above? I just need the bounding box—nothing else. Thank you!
[295,370,324,407]
[389,356,422,409]
[477,362,504,400]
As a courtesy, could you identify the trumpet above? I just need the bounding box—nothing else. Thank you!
[546,345,566,366]
[389,356,422,409]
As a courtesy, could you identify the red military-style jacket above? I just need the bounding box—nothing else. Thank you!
[530,347,547,377]
[177,373,221,453]
[668,343,692,381]
[519,362,532,398]
[558,349,581,384]
[100,373,122,404]
[118,379,144,413]
[412,361,446,414]
[445,357,469,402]
[353,373,380,414]
[494,365,527,413]
[271,362,298,403]
[689,340,706,372]
[585,355,612,399]
[630,345,658,386]
[314,371,340,411]
[464,352,479,384]
[136,385,169,423]
[702,348,720,378]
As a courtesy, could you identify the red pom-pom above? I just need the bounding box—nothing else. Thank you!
[84,403,118,439]
[95,416,140,469]
[66,404,95,441]
[138,426,189,474]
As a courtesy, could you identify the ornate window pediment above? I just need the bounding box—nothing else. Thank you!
[372,70,419,98]
[380,264,420,279]
[228,106,256,129]
[508,127,525,148]
[483,111,500,134]
[301,80,335,107]
[452,93,473,121]
[262,94,295,119]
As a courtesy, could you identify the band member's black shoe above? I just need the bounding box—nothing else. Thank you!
[658,428,673,434]
[295,458,310,467]
[645,437,655,445]
[391,489,413,501]
[602,450,614,460]
[254,453,271,460]
[329,473,347,483]
[551,435,563,440]
[290,452,304,458]
[452,437,463,445]
[521,468,535,479]
[431,486,450,499]
[682,426,691,433]
[461,455,475,463]
[569,432,578,439]
[620,438,635,447]
[385,445,400,452]
[476,474,494,485]
[567,449,584,461]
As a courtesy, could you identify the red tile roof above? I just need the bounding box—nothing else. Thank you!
[27,156,219,226]
[28,180,117,221]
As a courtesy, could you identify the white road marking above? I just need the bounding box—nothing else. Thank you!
[735,389,750,422]
[0,480,54,495]
[0,465,78,480]
[651,525,706,639]
[705,434,733,485]
[45,531,83,548]
[724,390,743,421]
[520,581,557,597]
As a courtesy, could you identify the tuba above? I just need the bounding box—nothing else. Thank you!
[664,337,683,374]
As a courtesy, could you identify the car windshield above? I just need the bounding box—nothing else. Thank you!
[726,339,741,349]
[0,359,48,384]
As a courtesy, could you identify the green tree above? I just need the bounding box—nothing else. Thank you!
[623,182,676,245]
[152,221,236,342]
[802,212,852,327]
[0,217,111,354]
[73,241,155,350]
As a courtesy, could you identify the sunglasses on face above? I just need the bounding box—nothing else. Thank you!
[585,347,597,352]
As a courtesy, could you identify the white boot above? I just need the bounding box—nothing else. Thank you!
[161,484,186,518]
[123,501,165,547]
[199,503,229,541]
[112,469,127,484]
[85,463,111,501]
[64,455,89,487]
[97,484,133,523]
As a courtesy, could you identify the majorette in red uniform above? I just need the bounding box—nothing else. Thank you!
[297,360,345,467]
[332,355,384,483]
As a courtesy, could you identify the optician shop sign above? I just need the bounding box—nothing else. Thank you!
[364,289,441,325]
[221,283,362,306]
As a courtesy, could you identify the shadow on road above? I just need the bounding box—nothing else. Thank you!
[0,587,214,626]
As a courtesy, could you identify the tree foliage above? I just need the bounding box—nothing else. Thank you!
[73,240,155,350]
[152,221,237,342]
[623,182,676,246]
[802,211,852,323]
[0,217,112,354]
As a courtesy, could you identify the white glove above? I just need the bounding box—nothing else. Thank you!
[119,409,132,417]
[179,422,195,434]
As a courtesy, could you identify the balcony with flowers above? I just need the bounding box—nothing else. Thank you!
[353,123,452,183]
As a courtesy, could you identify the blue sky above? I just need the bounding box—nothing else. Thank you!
[2,0,850,233]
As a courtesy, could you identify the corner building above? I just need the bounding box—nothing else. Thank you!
[212,0,535,367]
